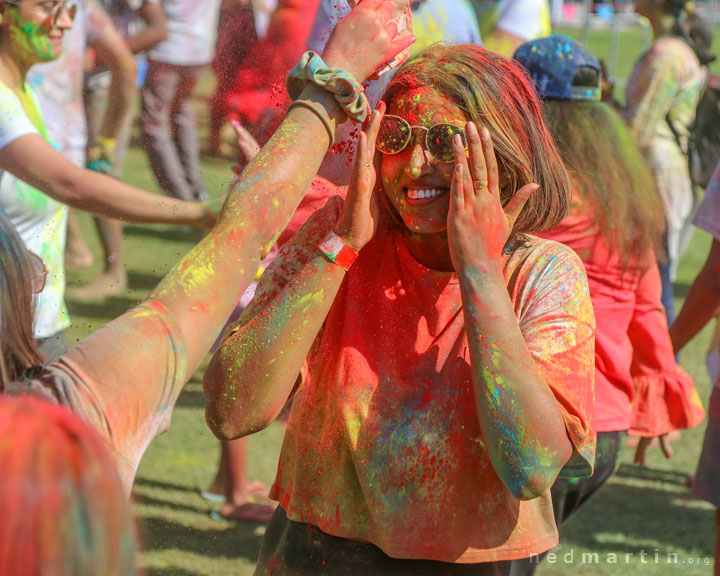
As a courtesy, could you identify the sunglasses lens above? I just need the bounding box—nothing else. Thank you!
[52,2,77,26]
[376,116,411,155]
[427,124,466,162]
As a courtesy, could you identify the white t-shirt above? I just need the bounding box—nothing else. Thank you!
[0,83,69,339]
[148,0,223,66]
[475,0,551,41]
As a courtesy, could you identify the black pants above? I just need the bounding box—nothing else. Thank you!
[509,431,626,576]
[254,507,512,576]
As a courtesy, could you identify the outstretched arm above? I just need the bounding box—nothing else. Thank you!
[0,134,212,226]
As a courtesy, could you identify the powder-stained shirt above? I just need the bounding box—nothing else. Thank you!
[240,196,596,563]
[0,82,69,339]
[625,36,706,277]
[7,300,187,494]
[541,189,704,437]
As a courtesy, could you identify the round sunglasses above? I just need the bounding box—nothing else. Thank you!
[375,115,468,163]
[5,0,78,29]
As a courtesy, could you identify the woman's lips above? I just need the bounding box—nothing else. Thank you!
[405,187,449,206]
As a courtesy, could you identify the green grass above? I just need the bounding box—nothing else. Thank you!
[63,27,720,576]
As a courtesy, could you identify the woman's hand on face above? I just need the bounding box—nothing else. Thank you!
[447,122,539,275]
[321,0,416,83]
[334,101,386,252]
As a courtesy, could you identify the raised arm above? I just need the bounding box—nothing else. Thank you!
[0,134,212,226]
[149,0,414,373]
[204,112,385,439]
[448,125,590,500]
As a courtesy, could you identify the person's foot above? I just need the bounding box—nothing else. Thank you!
[68,271,128,301]
[203,480,268,503]
[212,498,277,524]
[65,243,94,268]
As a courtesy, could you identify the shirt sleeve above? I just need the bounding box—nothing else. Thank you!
[628,259,705,437]
[40,300,187,493]
[694,162,720,240]
[0,87,37,151]
[513,241,597,478]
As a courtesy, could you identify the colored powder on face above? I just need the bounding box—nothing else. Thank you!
[7,9,54,63]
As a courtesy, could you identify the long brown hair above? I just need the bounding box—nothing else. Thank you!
[0,212,43,387]
[544,99,666,269]
[381,43,572,235]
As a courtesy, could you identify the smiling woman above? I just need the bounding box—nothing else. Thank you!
[205,43,597,576]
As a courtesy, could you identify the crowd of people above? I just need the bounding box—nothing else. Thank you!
[0,0,718,574]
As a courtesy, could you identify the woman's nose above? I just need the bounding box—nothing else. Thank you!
[406,142,433,180]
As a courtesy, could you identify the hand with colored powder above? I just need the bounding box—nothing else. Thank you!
[447,122,538,275]
[321,0,416,84]
[334,101,386,252]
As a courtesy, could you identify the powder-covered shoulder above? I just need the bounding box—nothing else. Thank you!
[505,235,592,321]
[507,234,587,277]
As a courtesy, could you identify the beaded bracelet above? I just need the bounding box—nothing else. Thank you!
[286,51,369,123]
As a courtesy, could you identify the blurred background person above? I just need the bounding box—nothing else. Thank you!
[206,0,257,158]
[29,0,137,274]
[624,0,713,322]
[473,0,551,56]
[140,0,223,203]
[0,0,213,361]
[72,0,168,301]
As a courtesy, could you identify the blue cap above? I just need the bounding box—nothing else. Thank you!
[513,34,602,101]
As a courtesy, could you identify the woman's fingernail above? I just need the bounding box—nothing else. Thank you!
[481,127,490,139]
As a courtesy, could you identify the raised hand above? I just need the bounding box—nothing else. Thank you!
[447,121,539,274]
[321,0,416,83]
[334,101,386,251]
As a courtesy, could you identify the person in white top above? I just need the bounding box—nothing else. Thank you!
[474,0,551,56]
[0,0,214,359]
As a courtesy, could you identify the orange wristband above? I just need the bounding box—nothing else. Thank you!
[318,230,359,271]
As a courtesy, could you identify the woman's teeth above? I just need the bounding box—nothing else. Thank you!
[407,188,446,200]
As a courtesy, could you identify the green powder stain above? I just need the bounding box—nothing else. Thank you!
[7,9,54,64]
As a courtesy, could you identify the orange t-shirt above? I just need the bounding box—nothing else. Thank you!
[243,197,596,563]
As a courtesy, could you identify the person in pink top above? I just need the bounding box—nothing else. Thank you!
[511,35,705,574]
[205,43,596,574]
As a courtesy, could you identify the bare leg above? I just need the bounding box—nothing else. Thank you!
[64,211,94,268]
[69,217,127,300]
[209,438,276,523]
